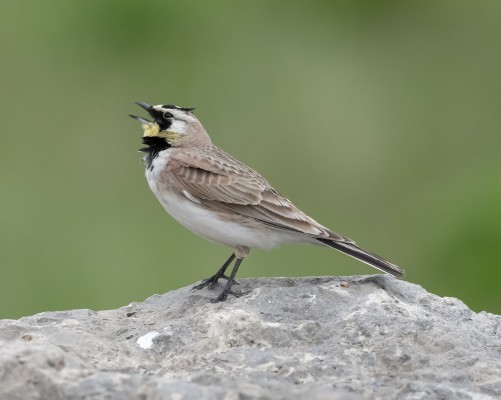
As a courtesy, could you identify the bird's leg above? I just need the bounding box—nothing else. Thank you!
[211,257,243,303]
[192,253,236,291]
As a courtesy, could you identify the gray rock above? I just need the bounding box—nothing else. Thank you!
[0,275,500,400]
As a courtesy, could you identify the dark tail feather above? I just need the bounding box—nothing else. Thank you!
[317,238,405,278]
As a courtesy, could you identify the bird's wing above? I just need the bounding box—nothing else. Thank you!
[170,149,266,205]
[169,148,352,240]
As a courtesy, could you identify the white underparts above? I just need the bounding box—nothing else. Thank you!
[146,150,308,252]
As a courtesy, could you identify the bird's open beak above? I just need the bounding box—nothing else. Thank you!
[129,101,154,124]
[128,114,152,124]
[134,101,152,112]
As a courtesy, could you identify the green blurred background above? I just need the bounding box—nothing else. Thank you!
[1,0,500,319]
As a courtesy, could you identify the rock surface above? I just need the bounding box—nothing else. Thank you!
[0,275,500,400]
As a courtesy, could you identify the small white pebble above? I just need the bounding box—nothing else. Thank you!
[136,331,159,349]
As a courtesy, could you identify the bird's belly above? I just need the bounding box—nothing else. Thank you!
[146,182,297,251]
[157,192,267,248]
[144,150,304,250]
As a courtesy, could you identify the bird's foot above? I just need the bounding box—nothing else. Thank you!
[192,273,239,291]
[191,253,243,302]
[210,288,241,303]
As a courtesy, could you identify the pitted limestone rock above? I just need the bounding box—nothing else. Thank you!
[0,275,500,400]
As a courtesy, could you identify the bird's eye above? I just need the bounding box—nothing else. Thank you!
[163,112,173,119]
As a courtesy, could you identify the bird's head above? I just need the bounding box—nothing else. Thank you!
[130,102,211,148]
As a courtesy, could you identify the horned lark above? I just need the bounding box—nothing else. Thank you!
[130,102,405,302]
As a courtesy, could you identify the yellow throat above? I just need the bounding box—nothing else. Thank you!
[142,122,180,143]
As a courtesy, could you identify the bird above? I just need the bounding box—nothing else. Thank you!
[129,102,405,302]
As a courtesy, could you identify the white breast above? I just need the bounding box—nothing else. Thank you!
[145,150,305,251]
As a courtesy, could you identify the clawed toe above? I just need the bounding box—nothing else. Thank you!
[210,289,241,303]
[191,253,243,302]
[191,282,205,291]
[192,277,239,292]
[192,278,216,291]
